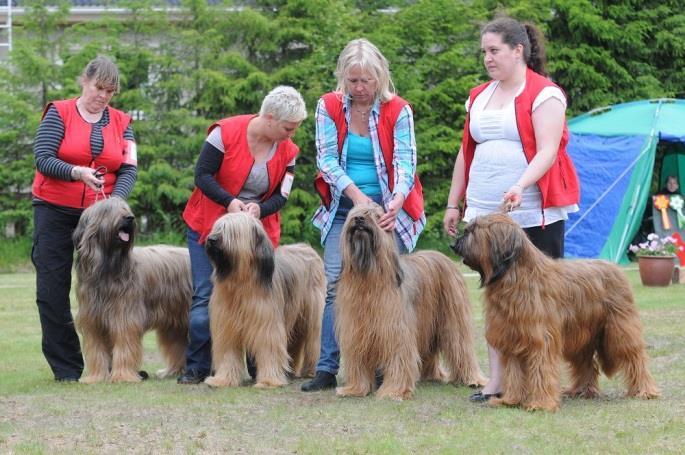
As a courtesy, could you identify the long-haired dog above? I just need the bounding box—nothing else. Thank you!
[336,203,486,400]
[73,197,191,383]
[452,213,660,411]
[203,212,325,388]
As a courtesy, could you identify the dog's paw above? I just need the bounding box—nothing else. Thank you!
[204,375,237,388]
[522,399,560,412]
[563,386,599,399]
[254,379,287,389]
[627,387,661,399]
[376,389,412,401]
[110,371,142,383]
[79,375,106,384]
[336,385,371,398]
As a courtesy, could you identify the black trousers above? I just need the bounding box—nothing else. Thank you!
[523,219,565,259]
[31,203,84,380]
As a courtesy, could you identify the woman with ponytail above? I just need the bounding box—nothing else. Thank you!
[443,17,580,403]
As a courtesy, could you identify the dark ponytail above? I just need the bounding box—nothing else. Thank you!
[523,23,547,76]
[481,17,548,76]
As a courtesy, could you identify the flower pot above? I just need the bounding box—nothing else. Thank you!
[637,255,676,287]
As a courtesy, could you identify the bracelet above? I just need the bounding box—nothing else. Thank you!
[446,205,460,210]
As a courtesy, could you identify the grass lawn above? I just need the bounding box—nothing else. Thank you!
[1,269,684,454]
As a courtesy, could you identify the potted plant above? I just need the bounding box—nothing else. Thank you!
[629,234,679,286]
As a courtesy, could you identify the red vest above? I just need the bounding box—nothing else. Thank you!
[314,92,424,221]
[32,98,132,209]
[461,68,580,212]
[183,115,299,247]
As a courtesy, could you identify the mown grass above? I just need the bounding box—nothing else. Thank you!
[1,269,684,454]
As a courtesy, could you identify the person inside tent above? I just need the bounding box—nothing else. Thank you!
[657,175,680,195]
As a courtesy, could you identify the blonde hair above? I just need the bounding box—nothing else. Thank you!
[259,85,307,122]
[82,56,120,92]
[334,38,395,102]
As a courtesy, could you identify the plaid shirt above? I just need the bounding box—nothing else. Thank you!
[312,95,425,251]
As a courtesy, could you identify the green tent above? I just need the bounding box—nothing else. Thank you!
[565,98,685,263]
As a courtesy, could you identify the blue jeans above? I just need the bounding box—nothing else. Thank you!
[316,196,407,375]
[185,228,213,376]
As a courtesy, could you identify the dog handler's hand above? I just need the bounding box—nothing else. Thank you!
[244,202,261,219]
[72,166,104,192]
[379,193,404,232]
[443,206,461,237]
[227,198,247,213]
[503,184,523,210]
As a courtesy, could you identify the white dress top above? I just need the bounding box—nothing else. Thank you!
[464,81,578,227]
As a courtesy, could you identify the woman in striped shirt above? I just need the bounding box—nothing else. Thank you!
[30,56,137,382]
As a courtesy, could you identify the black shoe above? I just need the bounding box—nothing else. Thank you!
[375,370,384,389]
[469,391,502,403]
[246,354,257,381]
[301,371,336,392]
[177,371,207,385]
[139,370,149,381]
[55,377,79,383]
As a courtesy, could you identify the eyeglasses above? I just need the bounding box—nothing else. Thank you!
[346,77,375,87]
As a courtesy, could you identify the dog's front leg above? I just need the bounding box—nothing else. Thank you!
[110,329,144,383]
[252,333,289,389]
[489,352,525,408]
[336,351,373,398]
[79,326,112,384]
[521,331,562,411]
[205,344,243,388]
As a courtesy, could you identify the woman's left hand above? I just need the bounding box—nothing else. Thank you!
[502,184,523,211]
[244,202,261,219]
[379,193,405,232]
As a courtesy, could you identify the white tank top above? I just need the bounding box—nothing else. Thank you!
[464,81,578,227]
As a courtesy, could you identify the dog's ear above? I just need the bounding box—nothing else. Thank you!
[253,225,275,288]
[486,223,524,285]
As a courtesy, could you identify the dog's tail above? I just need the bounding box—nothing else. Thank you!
[597,269,660,398]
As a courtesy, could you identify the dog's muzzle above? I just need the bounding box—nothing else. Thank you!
[450,234,465,256]
[118,216,135,242]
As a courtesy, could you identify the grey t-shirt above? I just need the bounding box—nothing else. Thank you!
[206,127,277,203]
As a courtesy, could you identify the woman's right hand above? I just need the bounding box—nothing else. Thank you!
[443,207,462,237]
[344,184,373,206]
[72,166,104,192]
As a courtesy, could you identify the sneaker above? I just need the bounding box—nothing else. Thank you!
[301,371,336,392]
[177,371,208,385]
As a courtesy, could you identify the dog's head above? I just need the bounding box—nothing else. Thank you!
[205,212,274,287]
[73,197,136,260]
[340,202,402,286]
[451,213,526,287]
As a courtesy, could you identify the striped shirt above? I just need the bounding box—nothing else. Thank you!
[312,95,425,251]
[33,104,137,202]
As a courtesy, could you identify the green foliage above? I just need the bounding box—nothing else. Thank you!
[1,0,680,247]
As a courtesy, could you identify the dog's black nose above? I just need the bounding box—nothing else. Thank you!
[450,236,463,255]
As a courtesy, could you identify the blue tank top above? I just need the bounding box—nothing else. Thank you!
[346,132,380,196]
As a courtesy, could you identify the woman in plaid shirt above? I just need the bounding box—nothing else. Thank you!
[302,38,425,392]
